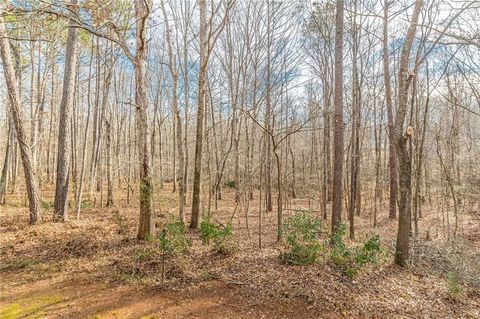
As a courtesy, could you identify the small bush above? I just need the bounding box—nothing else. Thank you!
[330,225,356,276]
[158,219,191,284]
[81,200,93,210]
[41,200,53,211]
[447,271,464,302]
[135,249,154,262]
[225,180,236,188]
[330,224,381,278]
[280,211,322,265]
[355,234,381,266]
[158,220,191,256]
[199,270,218,281]
[200,218,236,255]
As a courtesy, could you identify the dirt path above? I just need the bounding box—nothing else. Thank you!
[0,274,323,319]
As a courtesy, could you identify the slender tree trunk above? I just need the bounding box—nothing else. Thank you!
[0,118,12,204]
[191,0,207,229]
[76,39,94,219]
[274,148,283,241]
[106,118,113,207]
[331,0,344,235]
[348,4,359,239]
[265,2,273,212]
[135,0,155,240]
[383,0,398,220]
[53,0,78,221]
[394,0,423,267]
[0,15,42,224]
[161,0,185,223]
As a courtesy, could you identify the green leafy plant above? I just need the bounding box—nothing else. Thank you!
[355,234,381,266]
[135,249,154,262]
[329,224,355,276]
[447,271,464,302]
[41,200,53,211]
[158,219,191,284]
[280,211,322,265]
[158,220,191,255]
[200,218,236,255]
[330,224,381,278]
[80,200,93,210]
[225,180,236,188]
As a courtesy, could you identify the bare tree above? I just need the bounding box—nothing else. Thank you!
[394,0,423,267]
[161,0,186,224]
[134,0,155,239]
[191,0,233,229]
[0,15,42,224]
[53,0,79,221]
[331,0,344,235]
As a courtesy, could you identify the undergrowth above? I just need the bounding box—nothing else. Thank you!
[117,218,191,285]
[330,224,382,278]
[200,217,236,255]
[280,211,322,265]
[279,214,382,277]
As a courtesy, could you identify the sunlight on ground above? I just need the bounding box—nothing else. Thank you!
[0,294,65,319]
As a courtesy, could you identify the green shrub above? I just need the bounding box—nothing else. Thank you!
[135,249,154,262]
[330,224,381,278]
[158,220,191,256]
[41,200,53,211]
[280,212,321,265]
[329,224,356,276]
[81,200,93,210]
[355,234,381,266]
[200,218,218,245]
[225,180,236,188]
[158,219,191,284]
[200,218,236,255]
[447,271,464,302]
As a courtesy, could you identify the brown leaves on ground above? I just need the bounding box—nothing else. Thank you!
[1,185,479,318]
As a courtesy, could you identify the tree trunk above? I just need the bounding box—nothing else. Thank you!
[191,0,207,229]
[0,118,12,204]
[394,0,423,267]
[383,0,398,220]
[76,38,95,219]
[135,0,155,240]
[274,148,283,242]
[53,0,79,221]
[348,2,359,239]
[331,0,344,235]
[161,0,186,224]
[106,118,113,207]
[0,15,42,224]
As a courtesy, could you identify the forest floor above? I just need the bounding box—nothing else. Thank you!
[1,183,479,318]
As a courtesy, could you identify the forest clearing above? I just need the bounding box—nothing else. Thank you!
[1,0,480,318]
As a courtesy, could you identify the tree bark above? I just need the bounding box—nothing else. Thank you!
[394,0,423,267]
[191,0,207,229]
[135,0,155,240]
[106,118,113,207]
[331,0,344,235]
[383,0,398,220]
[53,0,79,221]
[161,0,186,224]
[76,38,95,219]
[0,15,42,224]
[0,118,12,204]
